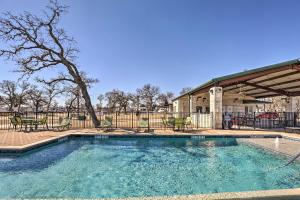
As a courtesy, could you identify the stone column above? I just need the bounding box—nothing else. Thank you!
[189,95,193,115]
[286,97,298,112]
[286,97,297,126]
[209,87,223,129]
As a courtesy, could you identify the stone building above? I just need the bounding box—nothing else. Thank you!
[173,59,300,129]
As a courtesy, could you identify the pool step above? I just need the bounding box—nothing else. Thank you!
[58,137,68,142]
[95,135,109,139]
[191,135,205,140]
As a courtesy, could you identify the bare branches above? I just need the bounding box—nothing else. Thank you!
[0,1,100,126]
[0,80,30,111]
[0,0,76,79]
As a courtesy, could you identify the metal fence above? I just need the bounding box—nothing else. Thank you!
[222,112,300,130]
[3,110,299,131]
[0,111,212,131]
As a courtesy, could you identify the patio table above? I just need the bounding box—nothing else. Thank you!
[21,118,39,132]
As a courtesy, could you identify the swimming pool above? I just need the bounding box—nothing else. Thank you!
[0,136,299,198]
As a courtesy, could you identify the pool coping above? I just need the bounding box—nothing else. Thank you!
[96,188,300,200]
[0,132,283,153]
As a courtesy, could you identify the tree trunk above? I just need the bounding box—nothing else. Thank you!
[78,81,100,127]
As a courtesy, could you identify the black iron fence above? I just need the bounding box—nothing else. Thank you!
[3,111,299,131]
[1,111,212,131]
[222,112,300,130]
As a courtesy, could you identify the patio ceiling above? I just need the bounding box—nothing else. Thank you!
[173,59,300,100]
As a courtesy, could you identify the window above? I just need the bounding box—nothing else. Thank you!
[245,106,249,114]
[196,106,202,113]
[206,107,210,113]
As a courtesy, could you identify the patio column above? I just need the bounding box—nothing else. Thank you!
[189,95,193,116]
[286,97,297,126]
[209,87,223,129]
[286,97,297,112]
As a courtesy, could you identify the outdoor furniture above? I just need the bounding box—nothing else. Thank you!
[184,116,192,130]
[21,117,38,132]
[38,117,48,130]
[162,117,175,129]
[139,117,149,128]
[9,116,22,131]
[102,116,113,130]
[174,118,185,130]
[53,117,72,131]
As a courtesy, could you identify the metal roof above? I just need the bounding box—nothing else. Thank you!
[173,59,300,101]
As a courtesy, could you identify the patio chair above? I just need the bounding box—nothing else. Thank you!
[102,116,113,130]
[139,117,149,128]
[162,117,168,129]
[53,117,72,131]
[184,116,192,130]
[174,118,185,131]
[38,117,49,130]
[9,116,22,131]
[168,117,175,126]
[162,117,175,129]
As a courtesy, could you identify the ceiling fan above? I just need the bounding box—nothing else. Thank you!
[238,85,246,99]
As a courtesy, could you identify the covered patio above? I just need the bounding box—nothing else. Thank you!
[173,59,300,129]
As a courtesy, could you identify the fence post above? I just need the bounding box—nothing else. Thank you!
[238,112,240,130]
[131,111,134,129]
[253,112,256,130]
[83,111,86,129]
[115,112,118,129]
[52,112,54,129]
[147,111,150,132]
[196,112,199,129]
[99,112,102,127]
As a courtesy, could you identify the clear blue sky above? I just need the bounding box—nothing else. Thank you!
[1,0,300,103]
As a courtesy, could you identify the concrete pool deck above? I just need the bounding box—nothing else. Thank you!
[1,128,300,199]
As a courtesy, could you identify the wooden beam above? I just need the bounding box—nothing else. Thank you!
[223,70,300,93]
[219,64,294,87]
[247,85,300,96]
[255,93,282,99]
[243,78,300,93]
[247,90,276,97]
[243,81,290,96]
[292,64,300,71]
[252,90,300,99]
[252,70,300,84]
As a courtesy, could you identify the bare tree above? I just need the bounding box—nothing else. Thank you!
[0,80,30,112]
[27,86,47,113]
[117,92,131,113]
[96,94,104,113]
[62,85,83,117]
[105,89,131,113]
[136,84,160,111]
[129,93,140,112]
[157,92,174,108]
[105,90,119,113]
[43,83,62,113]
[0,80,18,111]
[0,0,100,127]
[16,81,30,112]
[180,87,193,95]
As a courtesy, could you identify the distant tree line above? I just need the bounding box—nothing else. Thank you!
[98,84,174,113]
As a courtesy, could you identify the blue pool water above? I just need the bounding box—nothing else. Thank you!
[0,137,300,198]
